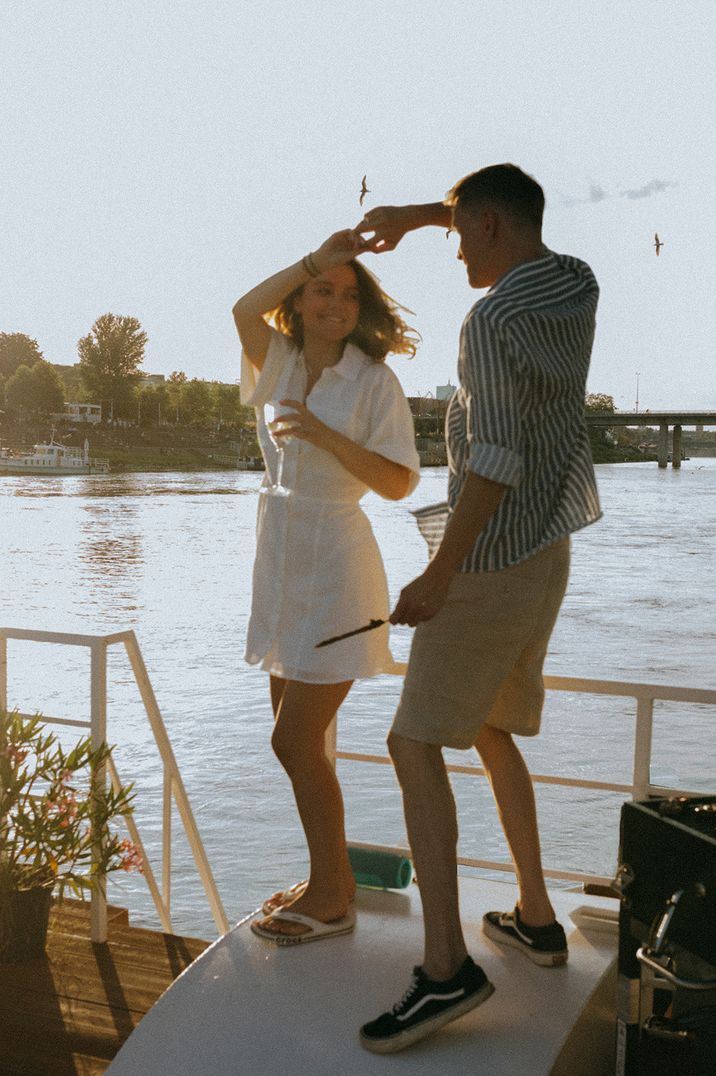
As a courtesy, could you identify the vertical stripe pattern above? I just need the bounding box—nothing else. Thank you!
[447,249,602,572]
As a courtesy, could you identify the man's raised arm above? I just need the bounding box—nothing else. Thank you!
[358,202,452,252]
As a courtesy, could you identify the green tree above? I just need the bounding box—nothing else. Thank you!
[585,393,615,413]
[585,392,616,449]
[4,365,35,417]
[166,371,187,423]
[182,379,213,426]
[152,382,170,426]
[78,314,147,420]
[136,383,169,426]
[212,382,242,427]
[0,333,44,379]
[4,361,65,419]
[31,361,65,416]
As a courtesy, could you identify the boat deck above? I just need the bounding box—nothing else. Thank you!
[108,878,619,1076]
[0,898,209,1075]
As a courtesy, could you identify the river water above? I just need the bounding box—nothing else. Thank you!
[2,461,715,938]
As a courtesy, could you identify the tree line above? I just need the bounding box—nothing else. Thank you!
[1,319,619,436]
[0,316,249,429]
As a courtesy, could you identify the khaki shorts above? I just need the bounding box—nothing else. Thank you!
[391,538,570,749]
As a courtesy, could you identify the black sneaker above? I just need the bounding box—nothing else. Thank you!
[359,956,495,1054]
[482,906,568,966]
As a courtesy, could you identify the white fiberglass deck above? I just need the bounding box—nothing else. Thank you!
[108,877,617,1076]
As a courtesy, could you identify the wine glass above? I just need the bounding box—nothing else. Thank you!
[262,401,292,496]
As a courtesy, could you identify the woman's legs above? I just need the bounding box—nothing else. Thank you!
[257,676,355,938]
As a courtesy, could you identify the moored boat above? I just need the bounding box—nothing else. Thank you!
[0,437,109,474]
[235,456,265,470]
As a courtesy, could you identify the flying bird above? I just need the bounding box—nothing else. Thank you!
[654,232,664,256]
[359,175,370,207]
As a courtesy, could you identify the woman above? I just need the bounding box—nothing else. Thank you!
[233,229,420,943]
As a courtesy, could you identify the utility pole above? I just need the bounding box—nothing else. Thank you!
[635,372,640,414]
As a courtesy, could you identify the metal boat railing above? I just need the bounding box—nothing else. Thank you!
[2,627,713,937]
[328,665,716,890]
[0,627,229,942]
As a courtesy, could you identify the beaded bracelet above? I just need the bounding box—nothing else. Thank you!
[302,252,321,277]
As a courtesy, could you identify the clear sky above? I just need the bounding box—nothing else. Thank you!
[3,1,715,410]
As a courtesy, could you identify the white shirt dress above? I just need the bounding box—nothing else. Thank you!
[241,328,420,683]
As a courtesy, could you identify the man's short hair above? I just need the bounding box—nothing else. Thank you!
[446,164,544,231]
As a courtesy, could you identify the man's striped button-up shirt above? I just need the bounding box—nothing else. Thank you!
[445,248,602,573]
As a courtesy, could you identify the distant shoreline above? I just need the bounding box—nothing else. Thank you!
[4,420,708,475]
[0,445,663,474]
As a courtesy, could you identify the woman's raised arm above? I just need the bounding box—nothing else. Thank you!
[232,230,367,369]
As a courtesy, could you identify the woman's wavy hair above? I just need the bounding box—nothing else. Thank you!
[269,260,419,362]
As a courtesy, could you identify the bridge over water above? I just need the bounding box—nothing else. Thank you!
[586,411,716,468]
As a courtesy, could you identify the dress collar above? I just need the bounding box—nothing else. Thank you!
[331,342,369,380]
[300,342,369,383]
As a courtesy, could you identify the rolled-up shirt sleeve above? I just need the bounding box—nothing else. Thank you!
[461,312,523,487]
[240,327,295,407]
[363,365,421,497]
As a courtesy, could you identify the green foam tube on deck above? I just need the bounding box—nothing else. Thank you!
[347,846,413,890]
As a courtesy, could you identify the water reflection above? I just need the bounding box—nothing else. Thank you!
[78,502,143,617]
[12,475,251,498]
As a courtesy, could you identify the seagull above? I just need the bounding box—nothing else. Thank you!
[654,232,664,256]
[359,175,370,207]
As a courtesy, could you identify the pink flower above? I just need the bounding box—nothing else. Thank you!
[118,838,144,874]
[47,794,79,822]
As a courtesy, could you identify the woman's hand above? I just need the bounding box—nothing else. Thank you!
[312,229,370,273]
[274,399,413,500]
[274,400,334,451]
[356,206,417,252]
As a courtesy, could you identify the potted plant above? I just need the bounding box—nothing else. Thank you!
[1,708,142,963]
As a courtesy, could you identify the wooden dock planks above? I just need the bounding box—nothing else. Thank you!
[0,899,209,1075]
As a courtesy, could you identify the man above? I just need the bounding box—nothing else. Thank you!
[357,164,601,1054]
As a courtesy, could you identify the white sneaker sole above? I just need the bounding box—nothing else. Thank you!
[482,917,568,967]
[359,980,495,1055]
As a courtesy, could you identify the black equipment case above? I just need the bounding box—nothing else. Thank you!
[616,796,716,1074]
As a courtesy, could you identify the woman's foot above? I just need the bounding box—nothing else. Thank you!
[254,888,354,940]
[261,870,357,917]
[261,880,308,916]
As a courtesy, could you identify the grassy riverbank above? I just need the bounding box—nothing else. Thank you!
[1,420,249,472]
[590,442,657,464]
[0,419,660,472]
[96,444,236,472]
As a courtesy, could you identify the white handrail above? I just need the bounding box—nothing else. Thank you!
[3,626,713,931]
[332,665,716,889]
[0,627,229,941]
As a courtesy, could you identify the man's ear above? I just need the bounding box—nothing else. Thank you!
[483,208,499,241]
